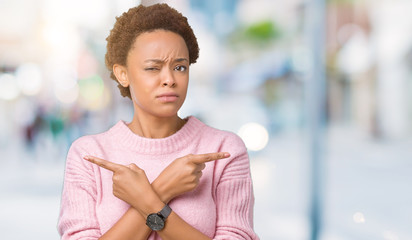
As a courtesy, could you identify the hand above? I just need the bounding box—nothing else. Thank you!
[83,156,163,217]
[152,152,230,203]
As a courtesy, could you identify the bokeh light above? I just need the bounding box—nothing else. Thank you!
[54,84,79,104]
[16,63,43,96]
[0,73,20,100]
[383,230,399,240]
[238,122,269,151]
[78,74,109,110]
[353,212,366,224]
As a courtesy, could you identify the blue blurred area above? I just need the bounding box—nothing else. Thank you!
[0,0,411,239]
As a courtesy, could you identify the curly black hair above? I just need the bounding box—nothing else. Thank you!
[105,3,199,98]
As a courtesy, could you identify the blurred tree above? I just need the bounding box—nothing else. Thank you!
[229,20,282,48]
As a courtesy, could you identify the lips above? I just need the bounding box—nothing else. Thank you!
[156,93,179,103]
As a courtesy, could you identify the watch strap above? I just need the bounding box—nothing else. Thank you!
[158,204,172,219]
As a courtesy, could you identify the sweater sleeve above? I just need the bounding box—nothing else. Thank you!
[58,139,101,239]
[213,136,260,240]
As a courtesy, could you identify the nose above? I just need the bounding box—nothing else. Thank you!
[162,69,176,87]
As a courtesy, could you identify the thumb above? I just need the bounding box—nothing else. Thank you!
[127,163,140,172]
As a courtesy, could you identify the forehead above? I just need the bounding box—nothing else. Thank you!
[129,30,189,60]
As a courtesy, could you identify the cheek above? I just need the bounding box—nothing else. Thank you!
[129,83,153,103]
[182,81,189,92]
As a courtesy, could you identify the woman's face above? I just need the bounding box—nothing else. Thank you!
[115,30,190,118]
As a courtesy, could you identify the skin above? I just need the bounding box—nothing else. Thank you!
[114,30,190,139]
[84,30,231,240]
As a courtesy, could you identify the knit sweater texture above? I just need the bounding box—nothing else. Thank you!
[58,116,259,239]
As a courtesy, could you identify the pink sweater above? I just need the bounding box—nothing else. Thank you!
[58,116,259,239]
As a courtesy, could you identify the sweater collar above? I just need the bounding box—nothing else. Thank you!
[108,116,204,155]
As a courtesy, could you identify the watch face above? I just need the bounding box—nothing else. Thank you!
[146,213,165,231]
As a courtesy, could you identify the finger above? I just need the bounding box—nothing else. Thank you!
[83,155,123,172]
[197,163,206,171]
[127,163,141,172]
[195,171,203,183]
[190,152,230,164]
[193,164,205,174]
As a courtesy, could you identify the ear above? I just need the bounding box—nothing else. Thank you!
[113,64,130,87]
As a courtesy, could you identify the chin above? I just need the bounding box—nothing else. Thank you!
[156,104,184,117]
[153,109,180,118]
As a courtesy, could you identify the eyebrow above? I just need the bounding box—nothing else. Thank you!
[144,58,189,63]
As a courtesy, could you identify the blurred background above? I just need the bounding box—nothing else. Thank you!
[0,0,411,239]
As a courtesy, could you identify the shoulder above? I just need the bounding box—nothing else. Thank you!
[68,121,119,153]
[211,128,246,151]
[70,132,106,150]
[64,123,119,171]
[193,117,247,153]
[193,118,252,181]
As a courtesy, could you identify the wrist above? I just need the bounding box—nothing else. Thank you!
[144,198,165,219]
[152,179,171,203]
[132,190,165,219]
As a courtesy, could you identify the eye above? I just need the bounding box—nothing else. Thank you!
[144,67,159,71]
[174,65,187,72]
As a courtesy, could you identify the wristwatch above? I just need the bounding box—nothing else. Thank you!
[146,204,172,231]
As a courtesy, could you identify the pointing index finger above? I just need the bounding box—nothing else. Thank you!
[191,152,230,164]
[84,155,123,172]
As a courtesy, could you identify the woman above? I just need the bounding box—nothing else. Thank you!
[58,3,259,240]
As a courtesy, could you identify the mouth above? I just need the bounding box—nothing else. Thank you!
[156,93,179,103]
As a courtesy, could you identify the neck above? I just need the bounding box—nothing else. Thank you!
[127,113,185,139]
